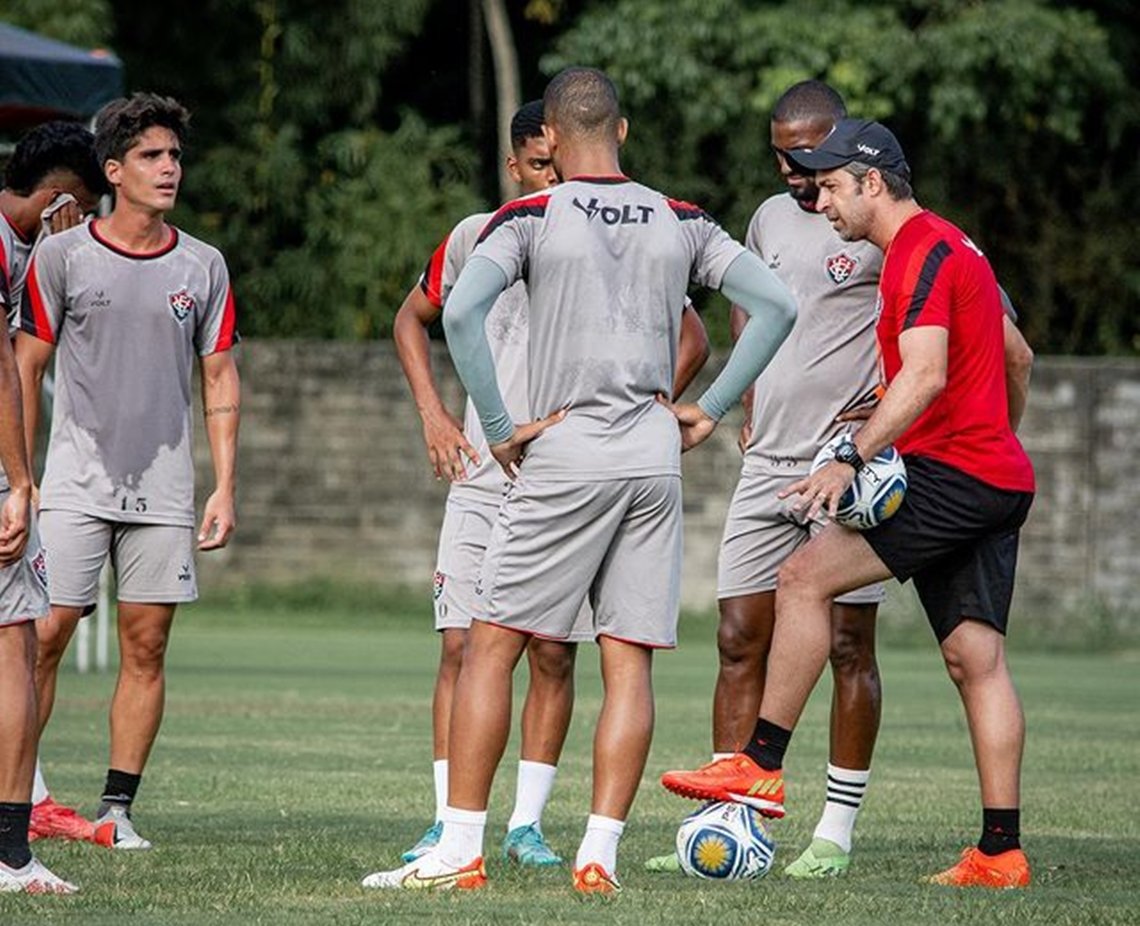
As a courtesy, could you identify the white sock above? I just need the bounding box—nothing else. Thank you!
[507,760,557,833]
[435,805,486,868]
[712,752,734,761]
[32,760,49,805]
[574,814,625,874]
[812,763,870,853]
[432,760,448,822]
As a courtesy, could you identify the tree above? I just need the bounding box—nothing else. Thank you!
[547,0,1139,353]
[104,0,484,338]
[2,0,113,48]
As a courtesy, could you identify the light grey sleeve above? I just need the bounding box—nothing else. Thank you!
[441,256,514,444]
[18,235,66,343]
[696,252,797,421]
[195,250,239,355]
[686,211,748,290]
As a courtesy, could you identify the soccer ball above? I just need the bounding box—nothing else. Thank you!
[809,434,908,531]
[675,801,776,880]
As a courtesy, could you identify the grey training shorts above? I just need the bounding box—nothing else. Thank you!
[435,496,594,641]
[39,509,198,607]
[0,499,49,626]
[477,475,683,649]
[718,469,885,605]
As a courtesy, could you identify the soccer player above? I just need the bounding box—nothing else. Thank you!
[661,119,1036,889]
[394,101,710,867]
[0,122,110,847]
[0,126,101,894]
[648,82,1033,878]
[15,93,240,851]
[645,80,885,878]
[364,66,796,894]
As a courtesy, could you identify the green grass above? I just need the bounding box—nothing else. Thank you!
[3,588,1138,924]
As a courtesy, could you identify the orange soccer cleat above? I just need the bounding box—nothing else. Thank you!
[660,753,786,819]
[573,862,621,895]
[28,797,107,845]
[925,847,1030,889]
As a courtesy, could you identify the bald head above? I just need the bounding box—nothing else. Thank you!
[543,67,623,141]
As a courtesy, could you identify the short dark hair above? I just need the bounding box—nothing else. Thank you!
[510,100,545,150]
[772,80,847,126]
[4,121,109,197]
[543,67,621,140]
[845,160,913,201]
[94,93,190,167]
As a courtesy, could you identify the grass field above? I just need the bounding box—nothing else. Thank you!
[3,586,1137,925]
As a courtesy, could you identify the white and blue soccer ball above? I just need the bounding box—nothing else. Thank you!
[675,801,776,880]
[810,434,908,531]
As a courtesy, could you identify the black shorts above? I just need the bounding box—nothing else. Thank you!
[862,456,1033,643]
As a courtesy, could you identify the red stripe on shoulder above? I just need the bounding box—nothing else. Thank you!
[21,260,55,344]
[420,233,450,309]
[666,198,711,222]
[214,285,238,350]
[476,195,551,245]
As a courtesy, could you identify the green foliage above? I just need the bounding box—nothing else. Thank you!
[110,0,484,339]
[0,0,114,47]
[547,0,1139,354]
[184,116,481,339]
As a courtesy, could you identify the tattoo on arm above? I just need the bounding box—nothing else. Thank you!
[205,404,240,418]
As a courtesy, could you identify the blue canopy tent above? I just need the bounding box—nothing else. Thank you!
[0,21,123,131]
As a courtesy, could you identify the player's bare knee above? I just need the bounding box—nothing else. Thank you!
[829,622,877,677]
[716,617,762,668]
[439,631,466,674]
[775,552,823,601]
[527,639,576,683]
[121,631,170,677]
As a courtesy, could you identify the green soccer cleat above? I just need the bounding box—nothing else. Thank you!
[502,823,562,866]
[401,821,443,863]
[782,837,851,879]
[643,851,682,873]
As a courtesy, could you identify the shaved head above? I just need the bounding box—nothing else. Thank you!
[772,80,846,127]
[543,67,622,141]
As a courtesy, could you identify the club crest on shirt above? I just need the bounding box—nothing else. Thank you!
[31,548,48,591]
[168,288,195,323]
[826,252,857,285]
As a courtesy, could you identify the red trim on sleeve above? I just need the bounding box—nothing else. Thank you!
[213,285,238,351]
[22,260,55,344]
[476,194,551,245]
[421,234,450,309]
[666,198,711,222]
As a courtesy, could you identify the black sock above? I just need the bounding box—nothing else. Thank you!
[97,768,142,818]
[741,718,792,771]
[0,802,32,870]
[978,808,1020,855]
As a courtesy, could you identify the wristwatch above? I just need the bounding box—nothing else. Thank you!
[833,439,865,472]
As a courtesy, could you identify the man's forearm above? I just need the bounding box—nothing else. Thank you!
[0,341,31,489]
[394,293,448,422]
[202,360,240,493]
[697,253,796,421]
[851,363,943,461]
[441,257,512,444]
[673,306,710,399]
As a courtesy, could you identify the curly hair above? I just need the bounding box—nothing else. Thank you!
[4,121,109,197]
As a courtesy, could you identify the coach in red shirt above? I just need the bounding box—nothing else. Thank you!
[659,120,1035,889]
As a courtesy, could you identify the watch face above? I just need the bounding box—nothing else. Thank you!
[835,442,861,468]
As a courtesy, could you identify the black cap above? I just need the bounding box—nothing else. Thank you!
[788,118,911,179]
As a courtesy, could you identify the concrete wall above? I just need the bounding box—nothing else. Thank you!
[193,343,1139,619]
